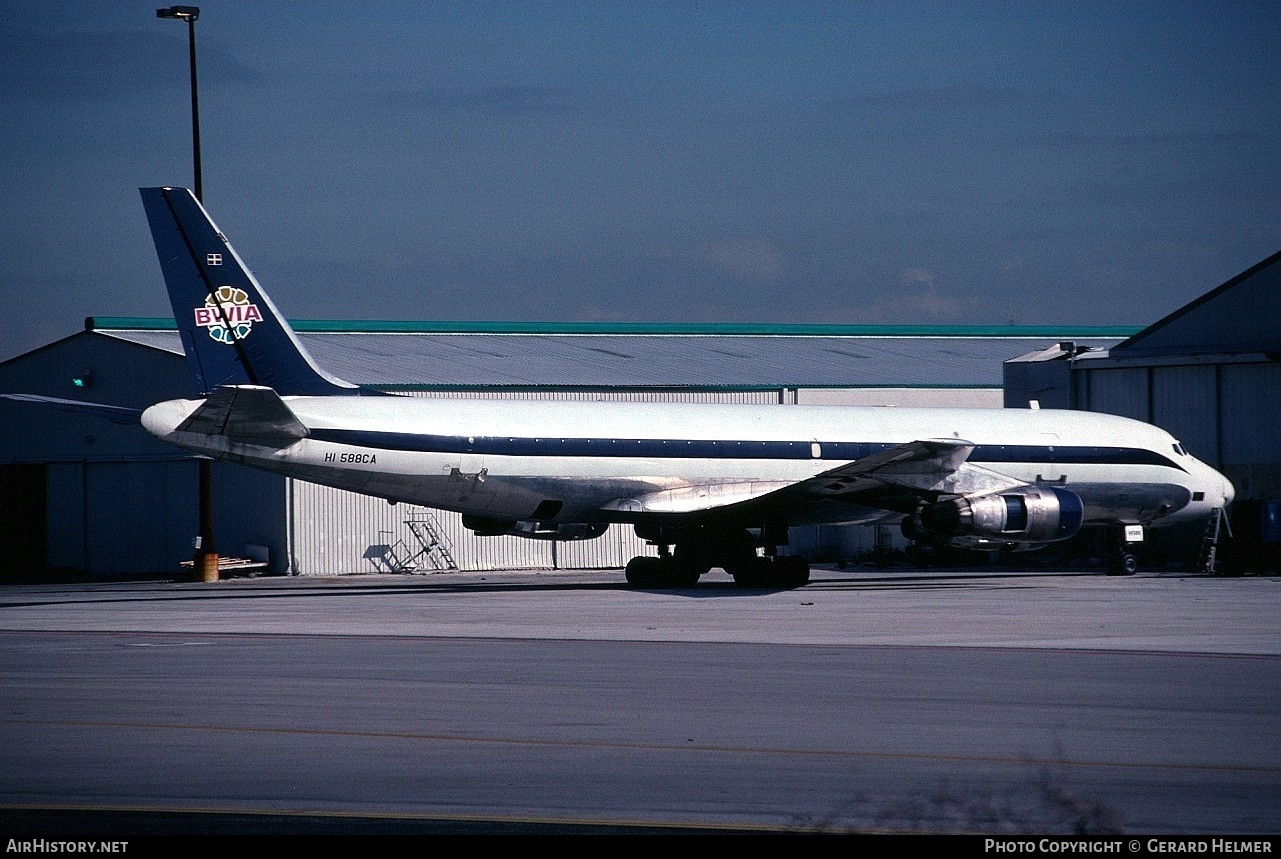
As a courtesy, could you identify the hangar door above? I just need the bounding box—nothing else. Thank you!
[45,460,197,576]
[0,464,46,580]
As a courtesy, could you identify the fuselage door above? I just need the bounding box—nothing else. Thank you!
[452,438,496,511]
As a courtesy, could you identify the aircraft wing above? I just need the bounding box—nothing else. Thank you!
[602,438,1029,516]
[787,437,1030,501]
[601,480,798,515]
[177,385,310,447]
[1,393,143,426]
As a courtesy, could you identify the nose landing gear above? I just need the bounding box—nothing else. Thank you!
[1105,524,1141,575]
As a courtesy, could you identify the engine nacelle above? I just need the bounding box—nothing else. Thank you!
[906,486,1084,545]
[462,515,608,542]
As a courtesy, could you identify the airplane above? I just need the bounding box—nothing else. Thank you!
[45,186,1246,586]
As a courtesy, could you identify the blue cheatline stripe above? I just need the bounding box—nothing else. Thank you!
[307,429,1182,470]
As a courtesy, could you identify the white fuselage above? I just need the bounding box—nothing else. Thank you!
[141,395,1235,532]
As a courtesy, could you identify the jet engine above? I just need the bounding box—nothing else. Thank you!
[462,515,608,541]
[903,485,1084,546]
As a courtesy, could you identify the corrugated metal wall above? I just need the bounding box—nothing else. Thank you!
[787,523,883,564]
[1152,365,1218,460]
[287,479,650,575]
[800,387,1002,407]
[1220,363,1281,499]
[1076,359,1281,502]
[283,478,904,575]
[289,481,417,575]
[1078,366,1149,420]
[548,525,651,570]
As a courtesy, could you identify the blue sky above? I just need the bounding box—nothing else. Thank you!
[2,2,1279,362]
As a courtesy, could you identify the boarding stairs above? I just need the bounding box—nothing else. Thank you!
[1195,507,1227,575]
[404,512,458,571]
[372,511,458,573]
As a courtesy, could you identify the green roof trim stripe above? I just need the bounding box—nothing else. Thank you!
[87,317,1141,338]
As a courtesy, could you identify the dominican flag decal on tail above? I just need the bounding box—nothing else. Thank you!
[194,285,264,344]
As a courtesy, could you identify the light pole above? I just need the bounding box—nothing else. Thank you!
[156,6,202,201]
[157,5,218,582]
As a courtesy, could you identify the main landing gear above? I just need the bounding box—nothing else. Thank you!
[625,525,810,589]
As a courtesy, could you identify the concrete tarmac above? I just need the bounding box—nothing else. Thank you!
[1,565,1279,839]
[2,565,1277,653]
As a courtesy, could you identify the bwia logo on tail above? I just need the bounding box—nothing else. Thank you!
[195,285,264,344]
[140,186,359,397]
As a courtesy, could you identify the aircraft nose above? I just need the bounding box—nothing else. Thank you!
[1202,459,1235,510]
[1220,471,1236,508]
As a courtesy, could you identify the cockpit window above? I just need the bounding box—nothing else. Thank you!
[1172,443,1187,456]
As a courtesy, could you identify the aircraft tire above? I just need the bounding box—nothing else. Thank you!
[626,556,702,589]
[728,557,776,588]
[625,556,664,588]
[1106,552,1139,576]
[666,562,702,588]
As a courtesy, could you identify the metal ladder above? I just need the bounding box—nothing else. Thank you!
[1196,508,1226,574]
[404,511,458,571]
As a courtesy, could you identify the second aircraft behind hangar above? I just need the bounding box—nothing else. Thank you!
[137,186,1234,586]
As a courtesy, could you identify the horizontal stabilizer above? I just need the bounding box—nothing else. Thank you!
[177,385,309,447]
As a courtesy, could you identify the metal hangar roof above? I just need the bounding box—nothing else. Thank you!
[85,317,1136,391]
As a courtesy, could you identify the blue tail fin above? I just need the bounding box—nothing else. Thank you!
[140,186,361,396]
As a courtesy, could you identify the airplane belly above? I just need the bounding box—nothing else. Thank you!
[1069,482,1192,524]
[479,456,817,521]
[368,454,819,523]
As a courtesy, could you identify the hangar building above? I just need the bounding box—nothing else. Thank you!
[1005,250,1281,573]
[1,320,1131,579]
